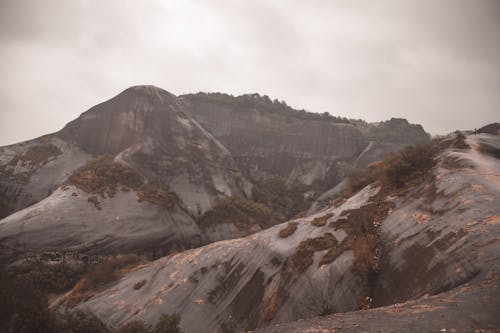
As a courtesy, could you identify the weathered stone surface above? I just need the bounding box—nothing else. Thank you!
[259,134,500,332]
[71,185,381,332]
[0,86,250,254]
[182,93,368,185]
[70,134,499,333]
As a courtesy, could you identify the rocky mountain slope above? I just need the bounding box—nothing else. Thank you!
[67,133,500,332]
[0,86,430,256]
[182,93,430,188]
[0,86,249,255]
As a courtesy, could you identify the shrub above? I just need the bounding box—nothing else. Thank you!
[67,254,144,307]
[348,142,437,194]
[58,311,109,333]
[152,313,182,333]
[383,143,436,188]
[453,131,470,149]
[290,233,337,273]
[252,176,313,219]
[137,180,178,209]
[68,156,143,197]
[278,222,298,238]
[118,321,151,333]
[117,314,182,333]
[0,268,56,333]
[11,261,84,294]
[182,92,351,124]
[199,197,282,230]
[311,213,333,227]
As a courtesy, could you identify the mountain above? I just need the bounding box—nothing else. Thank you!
[64,133,500,332]
[181,93,430,188]
[479,122,500,135]
[0,86,249,255]
[0,86,431,257]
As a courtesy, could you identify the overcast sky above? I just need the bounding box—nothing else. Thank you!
[0,0,499,145]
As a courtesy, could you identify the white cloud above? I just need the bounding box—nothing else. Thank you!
[0,0,499,145]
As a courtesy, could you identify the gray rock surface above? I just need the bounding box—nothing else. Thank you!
[0,185,202,254]
[70,134,499,333]
[260,133,500,332]
[71,185,380,332]
[182,93,368,186]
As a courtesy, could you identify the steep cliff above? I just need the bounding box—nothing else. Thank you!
[0,86,249,254]
[181,93,368,186]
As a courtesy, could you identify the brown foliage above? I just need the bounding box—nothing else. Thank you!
[278,222,298,238]
[68,156,143,197]
[453,131,470,149]
[199,197,282,230]
[66,254,145,307]
[348,142,437,194]
[137,180,177,209]
[290,233,337,273]
[311,213,333,227]
[133,279,147,290]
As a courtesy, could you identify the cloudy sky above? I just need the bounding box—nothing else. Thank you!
[0,0,499,145]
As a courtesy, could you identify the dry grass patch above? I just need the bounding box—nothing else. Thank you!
[137,180,178,209]
[311,213,333,227]
[453,131,470,149]
[278,222,298,238]
[347,142,436,196]
[65,254,145,307]
[290,233,337,273]
[200,197,282,230]
[67,156,143,198]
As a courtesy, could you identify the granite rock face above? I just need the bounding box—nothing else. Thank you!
[72,185,382,332]
[0,86,249,254]
[70,134,500,333]
[182,93,368,186]
[58,86,248,216]
[259,134,500,332]
[0,86,431,256]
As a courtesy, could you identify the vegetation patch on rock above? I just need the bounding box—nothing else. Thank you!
[348,142,437,194]
[290,233,337,273]
[68,156,143,198]
[118,313,182,333]
[183,92,352,124]
[453,131,470,149]
[137,180,178,209]
[64,254,145,307]
[311,213,333,227]
[252,176,314,219]
[199,197,282,230]
[278,222,299,238]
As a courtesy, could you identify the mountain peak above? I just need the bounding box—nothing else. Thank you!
[122,85,175,100]
[57,85,185,154]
